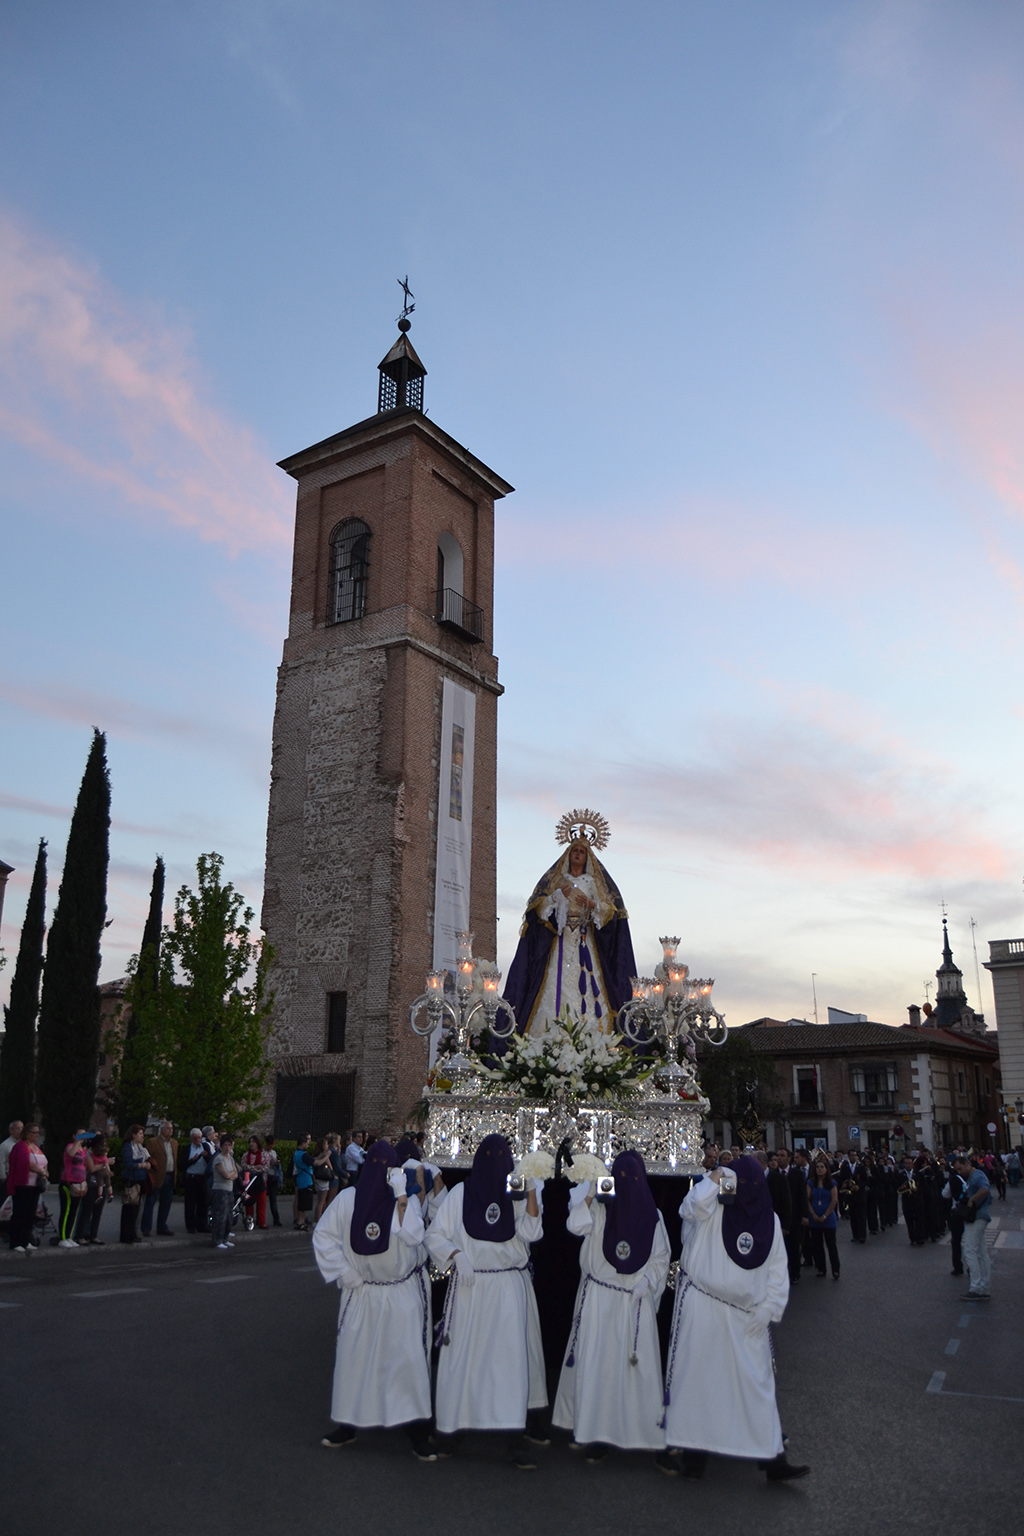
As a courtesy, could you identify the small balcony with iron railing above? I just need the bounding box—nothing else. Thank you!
[436,587,484,642]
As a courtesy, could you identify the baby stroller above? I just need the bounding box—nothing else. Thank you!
[235,1169,261,1233]
[36,1195,59,1247]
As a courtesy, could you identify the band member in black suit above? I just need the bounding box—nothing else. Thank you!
[775,1147,808,1282]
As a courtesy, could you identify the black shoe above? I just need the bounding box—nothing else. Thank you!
[951,1269,963,1276]
[409,1436,437,1462]
[321,1426,356,1448]
[430,1436,455,1459]
[764,1454,811,1482]
[509,1451,538,1470]
[655,1450,678,1477]
[156,1228,174,1236]
[584,1444,608,1463]
[524,1422,551,1447]
[681,1451,708,1480]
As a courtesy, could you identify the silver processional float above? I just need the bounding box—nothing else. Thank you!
[409,810,727,1178]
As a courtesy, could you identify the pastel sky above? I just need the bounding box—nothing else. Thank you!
[2,1,1023,1029]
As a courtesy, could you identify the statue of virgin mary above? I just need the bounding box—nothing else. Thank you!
[503,809,637,1036]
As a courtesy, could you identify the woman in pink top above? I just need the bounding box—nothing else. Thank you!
[7,1124,48,1253]
[59,1131,91,1247]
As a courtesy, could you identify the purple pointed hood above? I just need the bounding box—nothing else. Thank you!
[602,1150,658,1275]
[720,1154,776,1269]
[351,1139,398,1255]
[463,1134,515,1242]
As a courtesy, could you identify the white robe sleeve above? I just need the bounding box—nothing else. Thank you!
[515,1198,544,1243]
[312,1190,359,1288]
[647,1214,671,1306]
[566,1193,594,1234]
[424,1185,460,1269]
[395,1194,425,1247]
[680,1174,719,1222]
[567,1180,591,1211]
[763,1221,790,1323]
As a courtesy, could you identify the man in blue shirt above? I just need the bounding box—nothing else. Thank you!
[953,1156,992,1300]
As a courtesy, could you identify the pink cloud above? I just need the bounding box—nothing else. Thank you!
[0,676,265,765]
[500,698,1009,885]
[0,212,292,556]
[498,493,878,596]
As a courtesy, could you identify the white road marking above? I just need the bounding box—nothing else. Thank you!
[0,1301,23,1308]
[292,1264,319,1271]
[73,1287,150,1299]
[958,1313,972,1328]
[926,1371,946,1393]
[196,1274,256,1284]
[0,1277,29,1285]
[944,1338,960,1355]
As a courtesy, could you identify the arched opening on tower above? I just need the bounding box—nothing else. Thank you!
[436,531,482,640]
[327,518,371,624]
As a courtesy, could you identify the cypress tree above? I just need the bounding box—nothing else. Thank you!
[0,838,47,1126]
[111,855,164,1132]
[36,730,111,1164]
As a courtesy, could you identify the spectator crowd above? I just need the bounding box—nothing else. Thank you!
[0,1118,394,1252]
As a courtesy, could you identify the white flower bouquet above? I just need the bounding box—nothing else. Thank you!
[513,1150,556,1182]
[477,1006,655,1104]
[564,1152,610,1184]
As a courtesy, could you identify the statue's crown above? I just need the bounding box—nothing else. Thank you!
[555,807,610,851]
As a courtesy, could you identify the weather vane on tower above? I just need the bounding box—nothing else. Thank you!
[397,275,415,330]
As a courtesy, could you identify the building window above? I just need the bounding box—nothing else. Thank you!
[850,1062,898,1110]
[984,1075,991,1096]
[327,519,370,624]
[326,991,347,1053]
[795,1066,819,1109]
[957,1072,966,1094]
[274,1072,355,1139]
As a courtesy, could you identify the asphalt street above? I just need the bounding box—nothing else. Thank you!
[3,1187,1021,1536]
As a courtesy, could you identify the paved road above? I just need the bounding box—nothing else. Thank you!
[3,1188,1021,1536]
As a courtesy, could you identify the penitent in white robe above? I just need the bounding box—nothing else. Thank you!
[552,1191,670,1450]
[312,1187,431,1428]
[424,1183,547,1433]
[663,1176,789,1460]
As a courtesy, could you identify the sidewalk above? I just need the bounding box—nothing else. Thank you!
[2,1189,309,1260]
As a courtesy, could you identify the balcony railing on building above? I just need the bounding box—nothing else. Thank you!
[436,587,484,642]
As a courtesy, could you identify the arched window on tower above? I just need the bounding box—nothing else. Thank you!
[327,519,370,624]
[436,532,481,640]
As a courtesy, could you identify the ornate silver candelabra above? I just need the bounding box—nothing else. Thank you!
[409,931,517,1075]
[617,936,727,1087]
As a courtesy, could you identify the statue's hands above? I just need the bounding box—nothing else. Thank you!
[558,881,573,898]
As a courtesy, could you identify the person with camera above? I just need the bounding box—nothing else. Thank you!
[552,1150,670,1463]
[662,1155,809,1483]
[312,1138,434,1460]
[424,1133,548,1468]
[953,1155,993,1299]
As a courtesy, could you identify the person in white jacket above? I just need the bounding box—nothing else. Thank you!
[424,1133,548,1468]
[312,1139,435,1461]
[552,1150,670,1461]
[662,1155,809,1482]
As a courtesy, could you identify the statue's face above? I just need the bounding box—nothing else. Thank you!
[569,846,587,876]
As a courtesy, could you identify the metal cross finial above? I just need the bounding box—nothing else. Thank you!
[397,275,415,321]
[940,898,948,919]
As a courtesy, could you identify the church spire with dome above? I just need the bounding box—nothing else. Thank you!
[932,918,984,1034]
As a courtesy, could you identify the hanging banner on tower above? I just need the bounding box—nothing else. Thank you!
[431,679,476,1058]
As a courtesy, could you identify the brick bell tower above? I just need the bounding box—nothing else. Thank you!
[261,307,513,1136]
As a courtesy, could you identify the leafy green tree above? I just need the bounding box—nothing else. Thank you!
[105,855,164,1133]
[695,1026,784,1128]
[36,730,111,1162]
[0,839,47,1125]
[127,853,273,1131]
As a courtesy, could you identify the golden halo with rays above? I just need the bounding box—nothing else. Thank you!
[555,807,610,850]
